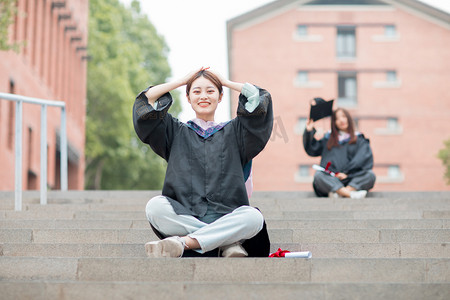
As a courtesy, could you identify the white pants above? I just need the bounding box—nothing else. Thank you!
[145,195,264,253]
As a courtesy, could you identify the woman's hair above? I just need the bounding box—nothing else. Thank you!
[327,108,357,150]
[186,70,223,95]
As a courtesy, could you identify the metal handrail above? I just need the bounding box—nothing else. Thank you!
[0,92,68,211]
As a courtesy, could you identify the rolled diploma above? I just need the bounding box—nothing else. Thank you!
[284,251,312,258]
[312,164,336,177]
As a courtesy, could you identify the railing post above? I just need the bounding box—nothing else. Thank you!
[60,106,68,191]
[40,104,48,205]
[0,92,68,207]
[14,100,23,211]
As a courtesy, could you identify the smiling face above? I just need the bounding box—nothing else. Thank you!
[187,76,222,121]
[335,109,349,132]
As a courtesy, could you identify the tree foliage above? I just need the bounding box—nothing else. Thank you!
[0,0,20,51]
[438,139,450,185]
[85,0,181,189]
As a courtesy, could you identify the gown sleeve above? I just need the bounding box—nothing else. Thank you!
[342,135,374,175]
[303,128,324,157]
[132,86,180,161]
[234,85,273,164]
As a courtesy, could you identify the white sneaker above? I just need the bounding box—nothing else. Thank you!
[328,192,340,198]
[350,190,367,199]
[220,242,248,258]
[145,236,185,258]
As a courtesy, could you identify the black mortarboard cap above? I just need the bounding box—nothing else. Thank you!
[309,97,334,121]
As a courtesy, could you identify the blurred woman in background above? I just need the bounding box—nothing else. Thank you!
[303,108,376,198]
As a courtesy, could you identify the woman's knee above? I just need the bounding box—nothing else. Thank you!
[313,171,327,183]
[145,196,171,221]
[366,171,376,189]
[235,206,264,233]
[369,170,376,183]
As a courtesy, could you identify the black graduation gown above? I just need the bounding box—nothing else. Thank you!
[303,129,374,179]
[133,85,273,257]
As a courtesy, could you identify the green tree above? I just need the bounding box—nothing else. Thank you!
[438,139,450,185]
[85,0,181,189]
[0,0,20,51]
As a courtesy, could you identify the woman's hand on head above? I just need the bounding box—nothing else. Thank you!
[180,67,204,85]
[207,68,228,86]
[208,68,245,92]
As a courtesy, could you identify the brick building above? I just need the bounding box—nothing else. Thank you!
[227,0,450,191]
[0,0,88,190]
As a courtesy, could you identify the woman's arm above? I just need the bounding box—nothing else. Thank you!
[303,127,324,157]
[209,69,244,93]
[223,80,244,93]
[305,119,315,132]
[144,68,203,105]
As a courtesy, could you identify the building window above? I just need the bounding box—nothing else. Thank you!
[294,24,323,42]
[373,70,401,88]
[372,24,399,42]
[387,118,399,130]
[374,117,402,135]
[297,25,308,37]
[375,164,404,183]
[295,164,313,183]
[298,165,310,177]
[294,71,323,88]
[336,26,356,58]
[385,25,396,37]
[294,117,308,134]
[388,165,401,179]
[338,72,357,107]
[386,71,397,82]
[297,71,308,84]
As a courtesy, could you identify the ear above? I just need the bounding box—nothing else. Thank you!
[218,92,223,103]
[186,94,191,104]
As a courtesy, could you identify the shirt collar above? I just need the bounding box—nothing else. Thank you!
[190,118,219,130]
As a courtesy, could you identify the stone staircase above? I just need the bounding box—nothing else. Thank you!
[0,190,449,299]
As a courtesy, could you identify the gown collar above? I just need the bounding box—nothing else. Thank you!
[186,118,230,139]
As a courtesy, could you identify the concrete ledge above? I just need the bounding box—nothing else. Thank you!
[1,228,448,244]
[1,190,449,202]
[1,257,449,283]
[1,281,449,300]
[3,197,450,211]
[1,218,448,230]
[1,242,449,259]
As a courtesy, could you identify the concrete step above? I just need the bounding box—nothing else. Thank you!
[1,190,449,206]
[1,242,449,259]
[266,219,450,229]
[263,210,449,220]
[269,228,450,244]
[3,196,450,210]
[1,257,449,283]
[0,203,147,211]
[2,209,448,220]
[0,228,157,244]
[0,197,450,210]
[2,195,450,210]
[1,228,449,244]
[1,218,448,229]
[274,243,450,258]
[1,281,449,300]
[0,190,449,299]
[0,219,148,229]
